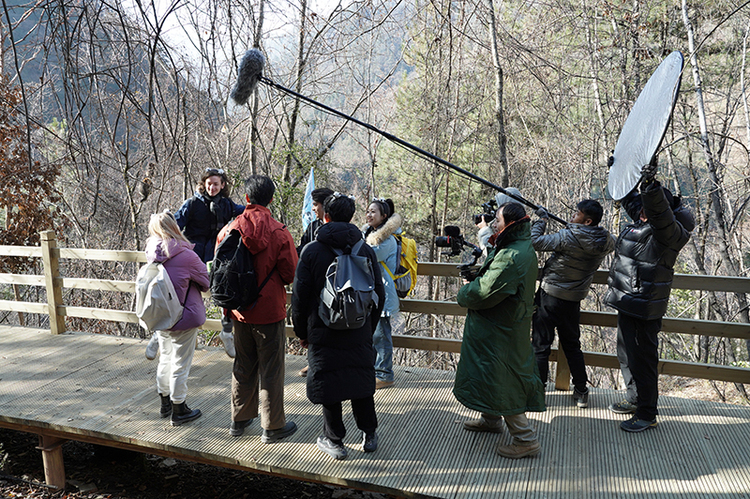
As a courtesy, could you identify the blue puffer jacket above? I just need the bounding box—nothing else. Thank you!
[174,192,245,263]
[604,181,692,320]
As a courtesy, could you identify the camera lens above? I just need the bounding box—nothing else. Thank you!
[434,236,451,247]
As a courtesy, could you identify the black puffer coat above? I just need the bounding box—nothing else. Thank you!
[174,192,245,263]
[532,219,615,301]
[605,181,692,320]
[291,222,386,405]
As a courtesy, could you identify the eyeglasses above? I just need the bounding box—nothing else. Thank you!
[205,168,225,175]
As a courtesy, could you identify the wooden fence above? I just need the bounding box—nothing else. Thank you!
[2,230,749,390]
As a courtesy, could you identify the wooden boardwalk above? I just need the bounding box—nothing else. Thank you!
[0,325,749,498]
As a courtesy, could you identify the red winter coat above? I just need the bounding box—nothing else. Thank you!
[218,204,298,324]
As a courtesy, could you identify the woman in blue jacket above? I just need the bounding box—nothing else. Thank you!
[363,198,403,389]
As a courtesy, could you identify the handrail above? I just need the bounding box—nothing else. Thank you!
[1,231,749,388]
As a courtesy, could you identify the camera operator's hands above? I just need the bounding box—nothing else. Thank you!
[475,218,488,229]
[535,207,549,219]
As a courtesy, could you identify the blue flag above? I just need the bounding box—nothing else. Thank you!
[302,168,315,230]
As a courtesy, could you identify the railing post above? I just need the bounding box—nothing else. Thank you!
[40,230,66,335]
[554,348,571,391]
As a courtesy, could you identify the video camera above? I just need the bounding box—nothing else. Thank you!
[472,199,497,225]
[434,226,484,281]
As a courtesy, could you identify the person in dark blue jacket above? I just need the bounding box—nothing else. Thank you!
[174,168,245,263]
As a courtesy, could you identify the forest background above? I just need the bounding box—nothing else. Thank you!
[1,0,749,404]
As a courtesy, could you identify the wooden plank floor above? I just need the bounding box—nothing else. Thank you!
[1,325,749,498]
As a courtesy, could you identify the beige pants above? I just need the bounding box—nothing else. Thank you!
[482,412,537,445]
[231,320,287,430]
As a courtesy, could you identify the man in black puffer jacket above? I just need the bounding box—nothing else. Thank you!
[531,199,615,408]
[605,159,695,433]
[291,194,385,460]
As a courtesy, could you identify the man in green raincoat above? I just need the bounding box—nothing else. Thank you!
[453,202,546,459]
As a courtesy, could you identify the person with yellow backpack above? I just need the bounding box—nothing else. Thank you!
[363,198,412,389]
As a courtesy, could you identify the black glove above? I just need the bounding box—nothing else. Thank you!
[641,156,658,184]
[535,207,549,219]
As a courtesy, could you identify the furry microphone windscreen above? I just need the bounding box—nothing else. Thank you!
[231,49,265,105]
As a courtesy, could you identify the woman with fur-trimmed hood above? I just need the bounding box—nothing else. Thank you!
[363,198,402,389]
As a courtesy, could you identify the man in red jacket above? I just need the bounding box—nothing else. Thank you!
[219,175,299,442]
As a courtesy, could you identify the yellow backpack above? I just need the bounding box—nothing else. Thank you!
[382,234,418,298]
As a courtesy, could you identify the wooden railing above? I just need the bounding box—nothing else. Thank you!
[2,230,749,390]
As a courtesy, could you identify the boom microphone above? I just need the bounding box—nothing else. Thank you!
[231,49,266,105]
[229,48,567,225]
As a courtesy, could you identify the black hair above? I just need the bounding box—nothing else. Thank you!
[312,187,335,205]
[244,175,275,206]
[499,202,526,223]
[370,198,394,219]
[577,199,604,226]
[325,194,356,222]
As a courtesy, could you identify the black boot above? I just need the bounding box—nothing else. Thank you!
[159,394,172,418]
[171,401,201,426]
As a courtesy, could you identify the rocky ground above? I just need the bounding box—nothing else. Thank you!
[0,428,397,499]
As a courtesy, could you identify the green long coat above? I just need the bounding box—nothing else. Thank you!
[453,222,546,417]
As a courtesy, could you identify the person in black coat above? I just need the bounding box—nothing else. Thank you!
[291,193,385,460]
[604,158,694,433]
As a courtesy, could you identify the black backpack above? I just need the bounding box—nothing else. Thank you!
[210,229,274,310]
[318,240,379,330]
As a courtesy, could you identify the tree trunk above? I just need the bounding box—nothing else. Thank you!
[485,0,508,187]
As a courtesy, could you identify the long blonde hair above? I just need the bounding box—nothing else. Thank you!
[147,211,189,258]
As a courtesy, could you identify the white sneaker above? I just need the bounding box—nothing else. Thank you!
[145,334,159,360]
[219,331,236,358]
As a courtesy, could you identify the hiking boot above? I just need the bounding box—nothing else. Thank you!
[219,331,236,358]
[159,394,172,418]
[362,431,378,453]
[609,399,637,414]
[261,422,297,444]
[375,379,394,390]
[170,402,201,426]
[145,334,159,361]
[298,366,309,377]
[573,387,589,408]
[230,419,253,437]
[620,416,657,433]
[463,416,503,433]
[496,441,541,459]
[317,435,347,460]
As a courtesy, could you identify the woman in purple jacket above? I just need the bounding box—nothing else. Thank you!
[146,211,210,426]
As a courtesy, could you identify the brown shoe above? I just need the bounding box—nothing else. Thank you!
[463,417,503,433]
[298,366,309,377]
[496,441,541,459]
[375,379,395,390]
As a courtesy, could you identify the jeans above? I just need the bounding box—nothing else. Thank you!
[373,316,394,382]
[156,328,198,404]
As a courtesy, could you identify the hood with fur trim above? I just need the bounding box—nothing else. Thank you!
[365,213,403,246]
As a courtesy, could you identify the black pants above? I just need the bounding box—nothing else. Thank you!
[531,289,588,391]
[616,313,662,421]
[322,397,377,444]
